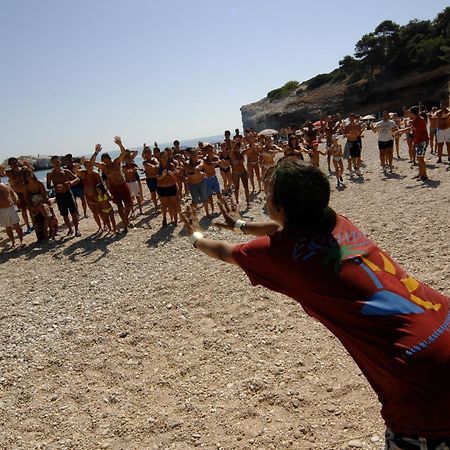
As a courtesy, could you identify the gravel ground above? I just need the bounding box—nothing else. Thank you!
[0,132,449,450]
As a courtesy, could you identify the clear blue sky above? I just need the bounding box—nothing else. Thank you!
[0,0,448,158]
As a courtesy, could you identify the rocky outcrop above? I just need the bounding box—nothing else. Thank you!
[241,65,450,130]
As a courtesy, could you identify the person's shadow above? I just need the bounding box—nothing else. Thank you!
[146,224,176,248]
[51,231,125,263]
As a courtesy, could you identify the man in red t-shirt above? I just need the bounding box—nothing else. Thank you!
[181,160,450,449]
[396,105,430,181]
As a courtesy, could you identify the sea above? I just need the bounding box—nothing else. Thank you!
[1,134,224,184]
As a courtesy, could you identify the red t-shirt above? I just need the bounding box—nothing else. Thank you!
[232,215,450,438]
[412,116,429,145]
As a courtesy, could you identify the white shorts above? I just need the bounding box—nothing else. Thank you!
[127,181,140,198]
[436,127,450,144]
[0,206,19,228]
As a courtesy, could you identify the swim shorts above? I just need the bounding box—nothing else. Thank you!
[157,185,177,197]
[55,191,77,217]
[205,175,221,196]
[436,127,450,144]
[146,177,157,193]
[415,141,428,157]
[109,182,132,206]
[188,179,208,204]
[127,180,140,198]
[71,183,84,198]
[345,141,361,158]
[0,205,20,227]
[378,140,394,150]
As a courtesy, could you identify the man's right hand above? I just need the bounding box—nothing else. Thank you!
[114,136,122,146]
[95,143,102,153]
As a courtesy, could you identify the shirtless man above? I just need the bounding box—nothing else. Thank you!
[76,161,102,231]
[428,107,438,154]
[0,158,32,233]
[202,144,223,214]
[322,117,339,172]
[122,150,143,216]
[434,99,450,163]
[46,156,80,236]
[0,182,24,248]
[90,137,132,231]
[142,147,159,212]
[344,114,363,176]
[245,133,262,192]
[65,154,87,218]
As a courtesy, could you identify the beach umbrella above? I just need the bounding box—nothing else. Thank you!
[361,114,375,120]
[258,129,279,136]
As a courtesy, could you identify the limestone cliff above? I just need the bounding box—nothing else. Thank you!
[241,65,450,130]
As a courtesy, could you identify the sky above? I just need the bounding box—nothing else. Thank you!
[0,0,448,158]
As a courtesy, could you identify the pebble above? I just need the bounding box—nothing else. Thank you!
[50,394,58,402]
[370,435,380,443]
[347,439,363,448]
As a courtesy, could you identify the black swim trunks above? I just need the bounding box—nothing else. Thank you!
[55,191,77,217]
[146,177,157,193]
[378,140,394,150]
[346,141,361,158]
[157,185,177,197]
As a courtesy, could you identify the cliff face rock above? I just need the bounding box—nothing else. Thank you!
[241,65,450,130]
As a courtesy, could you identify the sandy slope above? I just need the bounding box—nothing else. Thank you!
[0,132,449,450]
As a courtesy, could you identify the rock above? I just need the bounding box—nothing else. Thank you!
[50,394,58,402]
[118,331,128,338]
[370,435,380,443]
[347,439,363,448]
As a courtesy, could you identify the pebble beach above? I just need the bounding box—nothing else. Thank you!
[1,131,449,450]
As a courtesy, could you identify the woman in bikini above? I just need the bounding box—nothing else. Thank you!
[330,135,345,187]
[77,160,103,231]
[259,136,280,180]
[95,183,118,233]
[230,140,250,207]
[156,150,179,226]
[284,135,304,162]
[245,133,262,192]
[218,142,233,195]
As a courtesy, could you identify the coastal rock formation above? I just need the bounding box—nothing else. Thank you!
[241,65,450,131]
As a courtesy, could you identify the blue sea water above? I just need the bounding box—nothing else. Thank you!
[1,134,224,184]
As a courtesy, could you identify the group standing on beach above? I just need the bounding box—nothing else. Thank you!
[0,99,449,249]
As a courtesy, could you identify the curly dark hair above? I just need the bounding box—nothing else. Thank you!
[269,160,337,234]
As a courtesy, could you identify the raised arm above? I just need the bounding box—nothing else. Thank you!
[113,136,127,163]
[90,143,105,170]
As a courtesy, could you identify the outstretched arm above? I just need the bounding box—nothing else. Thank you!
[216,198,280,236]
[180,205,237,264]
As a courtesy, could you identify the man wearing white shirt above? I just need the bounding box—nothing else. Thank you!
[373,111,398,172]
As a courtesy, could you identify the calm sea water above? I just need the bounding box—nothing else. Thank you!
[1,134,224,184]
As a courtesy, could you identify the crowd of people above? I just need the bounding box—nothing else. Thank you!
[0,100,449,249]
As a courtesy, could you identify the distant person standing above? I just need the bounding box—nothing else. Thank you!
[47,156,80,236]
[373,111,397,173]
[428,107,439,155]
[0,158,33,234]
[435,99,450,163]
[344,114,363,176]
[396,106,430,181]
[64,154,87,218]
[0,182,24,248]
